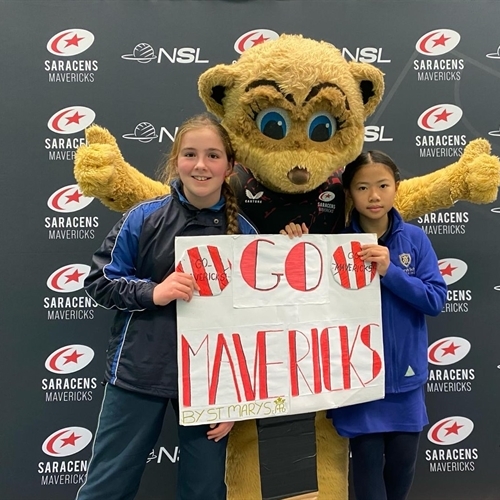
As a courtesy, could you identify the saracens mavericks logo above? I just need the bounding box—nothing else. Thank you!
[46,264,90,293]
[417,104,463,132]
[46,29,95,56]
[47,184,94,213]
[234,29,279,54]
[42,427,93,457]
[427,416,474,445]
[428,336,471,366]
[415,29,460,56]
[47,106,96,134]
[45,345,94,374]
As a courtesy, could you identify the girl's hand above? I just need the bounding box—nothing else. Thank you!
[207,421,235,442]
[153,272,199,306]
[358,244,391,276]
[280,222,309,238]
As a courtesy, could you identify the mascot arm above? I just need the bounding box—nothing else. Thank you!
[395,139,500,221]
[74,125,168,212]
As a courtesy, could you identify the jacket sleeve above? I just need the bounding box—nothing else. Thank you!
[380,230,447,316]
[238,212,259,234]
[84,207,159,311]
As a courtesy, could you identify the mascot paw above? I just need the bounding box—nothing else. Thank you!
[453,139,500,204]
[74,125,124,198]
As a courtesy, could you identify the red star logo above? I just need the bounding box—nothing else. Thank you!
[440,263,457,276]
[444,421,463,436]
[64,269,85,284]
[66,190,83,204]
[60,432,81,448]
[434,109,453,123]
[65,111,85,125]
[442,342,460,356]
[63,350,84,365]
[251,34,269,47]
[64,34,85,48]
[432,34,451,47]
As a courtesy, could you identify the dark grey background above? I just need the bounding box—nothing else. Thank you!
[1,1,499,499]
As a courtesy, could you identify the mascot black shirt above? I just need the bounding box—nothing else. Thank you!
[231,164,346,234]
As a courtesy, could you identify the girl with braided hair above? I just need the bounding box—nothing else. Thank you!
[76,114,257,500]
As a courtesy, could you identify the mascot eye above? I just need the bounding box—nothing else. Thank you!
[256,108,290,140]
[307,112,337,142]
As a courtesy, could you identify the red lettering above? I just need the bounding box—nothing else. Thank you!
[181,334,209,407]
[209,334,242,405]
[240,239,282,291]
[288,330,314,396]
[360,324,382,382]
[285,242,323,291]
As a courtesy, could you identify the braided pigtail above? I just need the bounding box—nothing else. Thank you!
[222,181,240,235]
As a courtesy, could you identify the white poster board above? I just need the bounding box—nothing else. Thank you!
[175,234,384,425]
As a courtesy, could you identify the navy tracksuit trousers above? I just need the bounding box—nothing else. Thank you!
[75,384,228,500]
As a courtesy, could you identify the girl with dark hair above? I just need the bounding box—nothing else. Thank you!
[328,150,446,500]
[283,150,446,499]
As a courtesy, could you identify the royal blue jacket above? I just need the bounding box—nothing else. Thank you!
[85,181,257,398]
[347,208,447,393]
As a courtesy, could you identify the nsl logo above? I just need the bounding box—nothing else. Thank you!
[342,47,391,63]
[364,126,393,142]
[121,43,208,64]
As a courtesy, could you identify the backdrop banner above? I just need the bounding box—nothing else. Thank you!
[1,1,499,499]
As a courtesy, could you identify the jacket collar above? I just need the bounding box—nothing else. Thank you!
[170,179,225,212]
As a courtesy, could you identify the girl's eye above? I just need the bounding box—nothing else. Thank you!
[307,112,337,142]
[256,107,290,140]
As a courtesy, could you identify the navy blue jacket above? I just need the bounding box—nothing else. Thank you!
[85,182,257,398]
[347,209,447,393]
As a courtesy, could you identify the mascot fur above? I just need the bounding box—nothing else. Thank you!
[74,35,500,499]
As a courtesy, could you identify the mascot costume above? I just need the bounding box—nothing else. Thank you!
[74,35,500,500]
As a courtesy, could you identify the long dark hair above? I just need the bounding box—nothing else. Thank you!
[342,150,401,190]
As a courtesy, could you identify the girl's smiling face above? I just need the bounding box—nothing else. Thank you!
[176,128,232,209]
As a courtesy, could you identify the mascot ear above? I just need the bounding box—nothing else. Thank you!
[348,62,385,118]
[198,64,238,119]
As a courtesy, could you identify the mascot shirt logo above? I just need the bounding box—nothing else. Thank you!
[427,416,474,446]
[234,29,279,54]
[47,29,94,56]
[417,104,462,132]
[416,29,460,56]
[42,426,93,457]
[318,192,335,202]
[48,184,94,213]
[438,258,467,285]
[428,336,471,366]
[46,264,91,293]
[45,344,95,374]
[47,106,96,135]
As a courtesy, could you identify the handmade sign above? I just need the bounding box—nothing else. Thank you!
[175,234,384,426]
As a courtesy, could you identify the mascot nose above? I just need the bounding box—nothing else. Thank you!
[287,166,311,185]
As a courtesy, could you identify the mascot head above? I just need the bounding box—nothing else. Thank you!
[198,34,385,194]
